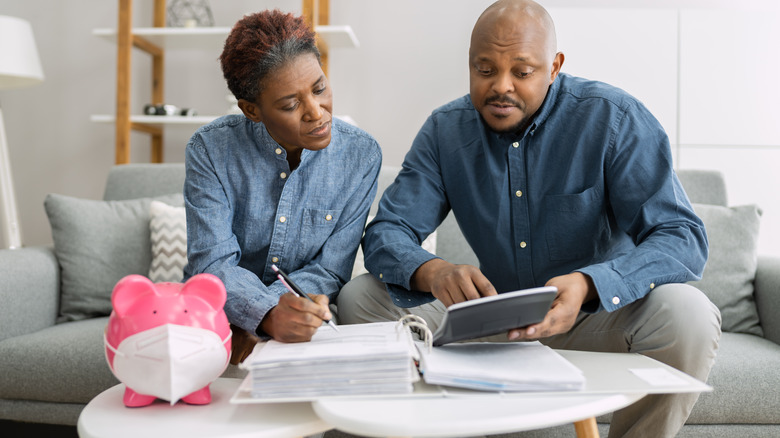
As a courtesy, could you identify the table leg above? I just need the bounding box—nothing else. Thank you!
[573,417,599,438]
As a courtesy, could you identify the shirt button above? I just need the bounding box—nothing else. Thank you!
[379,273,383,279]
[280,172,287,179]
[279,216,286,223]
[512,142,519,148]
[325,214,332,221]
[275,148,282,155]
[520,241,527,248]
[271,257,279,263]
[650,283,655,289]
[515,190,523,198]
[612,296,620,305]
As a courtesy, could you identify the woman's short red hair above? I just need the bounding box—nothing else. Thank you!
[220,9,319,102]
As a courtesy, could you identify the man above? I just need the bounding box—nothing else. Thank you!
[338,1,721,436]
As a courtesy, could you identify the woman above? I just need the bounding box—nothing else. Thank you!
[183,10,381,360]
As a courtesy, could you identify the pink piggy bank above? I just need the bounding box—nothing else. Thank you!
[104,274,232,407]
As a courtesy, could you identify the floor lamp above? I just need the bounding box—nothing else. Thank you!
[0,15,44,249]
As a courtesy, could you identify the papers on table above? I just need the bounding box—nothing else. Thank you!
[240,321,418,401]
[416,341,585,392]
[237,321,586,403]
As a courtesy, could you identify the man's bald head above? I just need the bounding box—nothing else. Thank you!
[468,0,563,134]
[472,0,557,61]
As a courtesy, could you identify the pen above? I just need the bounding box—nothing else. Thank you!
[271,264,339,332]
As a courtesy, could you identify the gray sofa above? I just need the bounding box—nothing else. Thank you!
[1,163,779,437]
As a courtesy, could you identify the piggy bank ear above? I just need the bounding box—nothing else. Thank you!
[181,273,227,310]
[112,275,156,318]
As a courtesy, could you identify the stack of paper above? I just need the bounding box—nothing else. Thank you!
[417,341,585,392]
[242,322,418,401]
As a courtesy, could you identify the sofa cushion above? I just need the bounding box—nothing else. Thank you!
[148,201,187,283]
[0,317,118,404]
[687,332,780,424]
[687,203,763,336]
[44,193,183,322]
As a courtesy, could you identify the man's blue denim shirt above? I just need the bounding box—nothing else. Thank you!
[183,115,381,335]
[363,73,707,312]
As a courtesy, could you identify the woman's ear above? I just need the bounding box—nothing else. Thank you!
[238,99,262,123]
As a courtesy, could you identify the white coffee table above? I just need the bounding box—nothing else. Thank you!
[77,377,332,438]
[312,350,711,438]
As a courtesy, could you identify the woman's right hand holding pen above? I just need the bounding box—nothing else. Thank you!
[260,293,333,343]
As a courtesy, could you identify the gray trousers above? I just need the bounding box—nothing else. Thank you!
[338,274,722,438]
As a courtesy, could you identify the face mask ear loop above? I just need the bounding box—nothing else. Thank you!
[221,330,232,346]
[104,333,124,357]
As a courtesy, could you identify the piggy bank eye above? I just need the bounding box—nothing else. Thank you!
[152,310,157,315]
[183,309,188,314]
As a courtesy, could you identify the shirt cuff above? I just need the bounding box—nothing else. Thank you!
[577,264,635,312]
[385,282,437,308]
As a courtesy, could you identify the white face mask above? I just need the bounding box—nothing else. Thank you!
[105,324,231,405]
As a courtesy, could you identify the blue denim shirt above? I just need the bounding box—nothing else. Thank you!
[363,73,707,313]
[183,115,381,335]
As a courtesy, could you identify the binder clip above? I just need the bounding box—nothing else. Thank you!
[398,315,432,353]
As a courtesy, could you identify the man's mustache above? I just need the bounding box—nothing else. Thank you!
[485,95,521,107]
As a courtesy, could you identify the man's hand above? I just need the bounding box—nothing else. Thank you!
[507,272,597,341]
[411,258,497,307]
[260,293,332,343]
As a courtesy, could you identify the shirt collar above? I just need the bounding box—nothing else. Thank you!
[529,73,562,133]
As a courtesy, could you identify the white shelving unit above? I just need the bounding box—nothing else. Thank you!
[92,0,358,164]
[92,25,357,52]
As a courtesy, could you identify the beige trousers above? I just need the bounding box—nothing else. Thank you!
[337,273,722,438]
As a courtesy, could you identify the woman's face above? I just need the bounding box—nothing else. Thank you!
[240,53,333,159]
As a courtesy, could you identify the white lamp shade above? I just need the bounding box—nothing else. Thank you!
[0,15,44,90]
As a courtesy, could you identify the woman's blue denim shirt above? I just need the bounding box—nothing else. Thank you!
[183,115,381,336]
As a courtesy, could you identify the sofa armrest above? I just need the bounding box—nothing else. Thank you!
[755,254,780,345]
[0,246,60,341]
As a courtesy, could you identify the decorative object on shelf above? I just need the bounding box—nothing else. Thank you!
[166,0,214,28]
[143,103,197,116]
[0,15,44,249]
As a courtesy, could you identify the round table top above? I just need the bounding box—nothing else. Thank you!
[314,391,644,437]
[77,378,332,438]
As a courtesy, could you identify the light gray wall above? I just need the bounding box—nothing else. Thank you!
[1,0,779,256]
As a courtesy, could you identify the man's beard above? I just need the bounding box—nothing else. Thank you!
[483,95,530,134]
[489,117,530,134]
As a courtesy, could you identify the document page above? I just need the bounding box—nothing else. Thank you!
[417,341,585,392]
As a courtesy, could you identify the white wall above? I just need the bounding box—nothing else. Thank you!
[1,0,779,257]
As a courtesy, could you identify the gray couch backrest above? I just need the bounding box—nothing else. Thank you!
[677,169,728,207]
[103,163,186,201]
[103,164,727,266]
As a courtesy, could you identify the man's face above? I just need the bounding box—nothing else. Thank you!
[248,53,334,154]
[469,15,561,134]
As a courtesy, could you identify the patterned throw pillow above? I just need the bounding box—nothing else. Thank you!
[149,201,187,283]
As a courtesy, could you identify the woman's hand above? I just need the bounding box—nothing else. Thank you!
[261,293,333,343]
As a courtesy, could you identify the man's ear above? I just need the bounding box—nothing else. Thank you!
[549,52,565,83]
[238,99,262,123]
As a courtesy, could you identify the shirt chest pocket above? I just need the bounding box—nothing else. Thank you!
[544,185,609,262]
[302,207,341,240]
